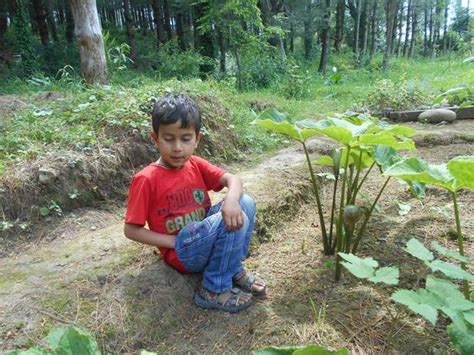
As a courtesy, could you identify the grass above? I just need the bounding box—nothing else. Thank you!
[0,55,473,173]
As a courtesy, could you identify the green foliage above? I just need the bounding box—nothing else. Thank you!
[153,40,209,80]
[279,62,310,99]
[254,344,348,355]
[338,253,399,285]
[433,86,473,108]
[103,31,134,70]
[254,109,416,280]
[11,0,36,77]
[5,326,100,355]
[365,78,432,111]
[324,67,343,86]
[340,238,474,354]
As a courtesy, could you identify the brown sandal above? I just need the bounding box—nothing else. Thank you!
[193,286,252,313]
[233,270,266,297]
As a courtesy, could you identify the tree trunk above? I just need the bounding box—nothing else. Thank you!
[289,22,294,53]
[318,0,331,73]
[428,2,434,56]
[218,29,225,73]
[369,0,378,57]
[123,0,137,66]
[45,0,58,43]
[390,1,400,54]
[423,1,428,56]
[442,0,448,53]
[163,0,172,41]
[403,0,412,56]
[176,9,186,50]
[354,0,361,54]
[65,0,74,44]
[151,0,166,45]
[396,2,404,56]
[334,0,345,52]
[361,0,369,56]
[409,1,418,58]
[70,0,107,84]
[32,0,49,46]
[303,3,313,60]
[382,0,397,72]
[193,1,214,76]
[0,1,7,49]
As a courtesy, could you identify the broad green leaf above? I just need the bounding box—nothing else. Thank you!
[391,289,439,325]
[431,241,469,263]
[405,238,434,262]
[253,119,302,141]
[300,118,370,145]
[257,108,288,122]
[368,266,400,285]
[5,349,48,355]
[254,345,348,355]
[347,146,374,169]
[442,306,468,333]
[313,155,333,166]
[463,309,474,325]
[382,124,418,138]
[444,297,474,312]
[447,323,474,355]
[373,145,401,172]
[47,326,100,355]
[407,181,426,200]
[384,158,455,191]
[426,260,474,281]
[426,276,465,300]
[318,126,353,145]
[300,128,323,142]
[359,130,415,151]
[447,156,474,191]
[339,253,378,279]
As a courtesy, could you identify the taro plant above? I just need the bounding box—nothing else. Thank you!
[254,109,417,280]
[384,156,474,298]
[340,237,474,354]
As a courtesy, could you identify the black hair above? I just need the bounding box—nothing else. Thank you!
[151,93,201,134]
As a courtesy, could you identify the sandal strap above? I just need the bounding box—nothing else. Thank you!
[200,287,246,307]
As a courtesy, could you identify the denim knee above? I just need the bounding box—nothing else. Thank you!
[240,194,256,216]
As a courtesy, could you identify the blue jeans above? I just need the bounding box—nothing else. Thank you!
[175,194,256,293]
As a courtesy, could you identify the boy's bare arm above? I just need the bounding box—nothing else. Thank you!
[124,223,175,249]
[219,173,244,231]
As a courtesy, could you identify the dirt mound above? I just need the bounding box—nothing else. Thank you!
[0,95,242,245]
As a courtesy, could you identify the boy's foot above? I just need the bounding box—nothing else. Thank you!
[193,286,252,313]
[233,270,266,297]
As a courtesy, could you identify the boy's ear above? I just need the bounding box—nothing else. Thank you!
[151,129,158,143]
[195,132,203,147]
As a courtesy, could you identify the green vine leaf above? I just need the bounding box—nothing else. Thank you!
[391,289,439,325]
[339,253,378,279]
[431,241,469,263]
[405,238,434,262]
[426,260,474,281]
[368,267,399,285]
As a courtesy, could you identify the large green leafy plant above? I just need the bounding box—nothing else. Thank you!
[384,155,474,298]
[340,238,474,354]
[254,109,416,280]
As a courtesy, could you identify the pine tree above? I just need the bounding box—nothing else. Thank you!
[13,0,36,76]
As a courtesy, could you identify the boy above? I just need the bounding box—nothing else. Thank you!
[124,93,265,313]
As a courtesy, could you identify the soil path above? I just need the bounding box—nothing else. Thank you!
[1,121,473,354]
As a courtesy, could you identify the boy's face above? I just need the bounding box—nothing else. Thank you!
[151,120,201,169]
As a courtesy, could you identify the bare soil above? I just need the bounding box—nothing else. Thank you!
[1,122,473,354]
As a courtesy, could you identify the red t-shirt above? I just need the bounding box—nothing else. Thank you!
[125,156,225,272]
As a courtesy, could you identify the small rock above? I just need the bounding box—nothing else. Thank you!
[38,167,58,184]
[418,108,456,124]
[90,226,97,231]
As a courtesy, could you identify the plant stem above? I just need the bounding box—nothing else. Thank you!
[349,150,364,204]
[452,191,469,299]
[351,176,391,254]
[346,165,354,204]
[303,142,329,254]
[352,161,375,202]
[335,145,351,281]
[329,176,339,253]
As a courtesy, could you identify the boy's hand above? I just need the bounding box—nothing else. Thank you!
[221,197,244,231]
